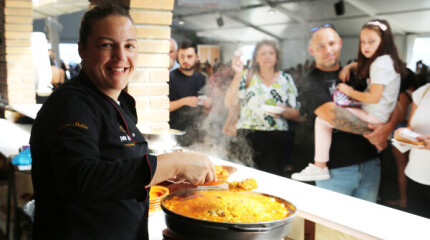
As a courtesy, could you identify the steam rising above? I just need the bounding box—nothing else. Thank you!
[182,64,255,167]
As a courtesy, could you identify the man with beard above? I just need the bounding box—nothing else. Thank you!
[169,40,211,146]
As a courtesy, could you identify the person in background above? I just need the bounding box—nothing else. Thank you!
[224,40,300,176]
[169,40,212,146]
[30,2,216,239]
[387,68,419,209]
[394,82,430,218]
[48,49,65,90]
[169,38,180,72]
[292,19,404,181]
[292,23,402,202]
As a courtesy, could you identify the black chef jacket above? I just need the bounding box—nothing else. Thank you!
[30,71,157,240]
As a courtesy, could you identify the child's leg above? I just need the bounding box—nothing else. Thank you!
[291,116,331,181]
[345,108,383,124]
[314,116,334,167]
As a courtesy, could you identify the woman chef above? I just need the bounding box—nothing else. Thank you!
[30,1,216,239]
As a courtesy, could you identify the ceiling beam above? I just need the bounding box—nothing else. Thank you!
[345,0,406,34]
[222,12,282,40]
[259,0,308,24]
[173,3,265,18]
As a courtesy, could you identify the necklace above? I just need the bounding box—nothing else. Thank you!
[258,71,278,86]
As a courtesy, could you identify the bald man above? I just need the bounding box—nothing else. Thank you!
[169,38,180,72]
[292,25,385,202]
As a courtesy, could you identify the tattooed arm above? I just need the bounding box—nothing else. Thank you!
[314,102,371,135]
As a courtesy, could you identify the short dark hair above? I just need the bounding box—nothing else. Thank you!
[79,0,133,48]
[178,39,197,54]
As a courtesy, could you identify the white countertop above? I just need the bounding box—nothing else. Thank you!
[149,156,430,240]
[0,119,32,158]
[1,119,428,239]
[9,104,42,120]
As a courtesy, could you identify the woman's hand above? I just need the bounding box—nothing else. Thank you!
[269,106,300,121]
[393,127,407,140]
[337,83,353,96]
[174,152,216,185]
[231,56,244,75]
[416,135,430,150]
[148,152,216,187]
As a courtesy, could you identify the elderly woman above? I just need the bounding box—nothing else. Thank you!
[30,1,215,239]
[224,40,300,176]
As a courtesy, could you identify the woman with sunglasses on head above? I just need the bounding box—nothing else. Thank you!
[30,1,216,239]
[224,40,300,176]
[292,19,406,181]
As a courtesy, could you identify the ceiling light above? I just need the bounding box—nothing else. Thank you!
[216,16,224,27]
[268,8,276,14]
[178,18,185,25]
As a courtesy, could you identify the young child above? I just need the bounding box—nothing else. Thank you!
[292,19,406,181]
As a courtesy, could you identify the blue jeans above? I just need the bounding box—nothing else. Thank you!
[316,158,381,202]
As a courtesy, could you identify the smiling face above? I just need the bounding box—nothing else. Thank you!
[78,14,137,100]
[360,28,382,59]
[255,44,277,71]
[308,28,342,71]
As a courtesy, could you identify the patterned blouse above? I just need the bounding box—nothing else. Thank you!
[237,70,300,131]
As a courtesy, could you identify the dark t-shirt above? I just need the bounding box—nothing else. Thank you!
[168,69,206,131]
[296,67,378,169]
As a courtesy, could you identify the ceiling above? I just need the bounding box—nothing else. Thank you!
[32,0,430,43]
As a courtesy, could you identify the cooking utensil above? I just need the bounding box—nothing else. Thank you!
[161,188,296,240]
[198,178,258,191]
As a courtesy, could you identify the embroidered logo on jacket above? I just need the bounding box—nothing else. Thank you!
[58,121,89,130]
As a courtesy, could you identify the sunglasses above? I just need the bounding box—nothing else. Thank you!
[310,23,335,34]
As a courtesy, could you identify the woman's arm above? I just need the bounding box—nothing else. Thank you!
[397,92,412,123]
[281,107,300,121]
[337,83,384,103]
[406,103,417,129]
[147,152,216,187]
[224,56,243,108]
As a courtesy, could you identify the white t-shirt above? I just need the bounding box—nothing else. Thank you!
[362,55,400,123]
[405,83,430,185]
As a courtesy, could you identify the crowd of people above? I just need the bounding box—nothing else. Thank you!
[167,21,430,219]
[28,0,430,238]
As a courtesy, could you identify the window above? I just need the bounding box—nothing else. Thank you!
[408,37,430,71]
[59,43,81,65]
